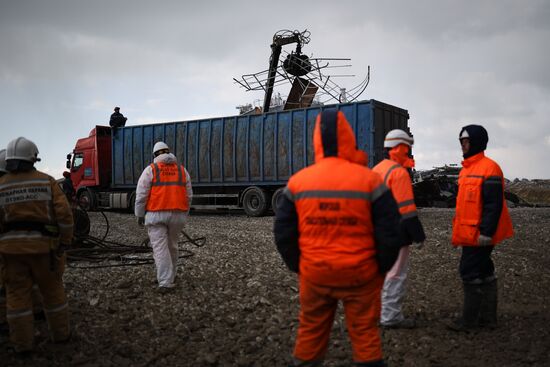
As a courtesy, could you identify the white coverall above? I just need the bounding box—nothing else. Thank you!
[134,153,193,288]
[381,245,410,324]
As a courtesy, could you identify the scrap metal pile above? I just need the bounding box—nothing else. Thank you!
[412,165,542,208]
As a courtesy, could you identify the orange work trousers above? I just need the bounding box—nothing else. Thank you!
[294,275,384,363]
[2,253,69,352]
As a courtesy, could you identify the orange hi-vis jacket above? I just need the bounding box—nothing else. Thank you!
[146,162,189,212]
[285,111,395,287]
[452,152,513,246]
[373,159,417,219]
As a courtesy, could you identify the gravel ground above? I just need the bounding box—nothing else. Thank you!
[1,207,549,366]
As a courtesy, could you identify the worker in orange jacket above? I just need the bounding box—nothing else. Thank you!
[274,110,403,366]
[134,142,193,293]
[0,137,73,353]
[373,129,426,329]
[448,125,513,331]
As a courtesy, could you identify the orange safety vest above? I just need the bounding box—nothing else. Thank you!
[287,157,386,288]
[373,159,417,219]
[146,162,189,212]
[452,153,513,246]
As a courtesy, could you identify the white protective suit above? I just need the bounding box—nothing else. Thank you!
[381,245,411,325]
[134,153,193,288]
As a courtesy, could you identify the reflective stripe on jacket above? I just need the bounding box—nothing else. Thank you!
[146,162,189,212]
[373,159,417,218]
[452,152,513,246]
[0,170,74,254]
[281,110,401,286]
[373,159,425,245]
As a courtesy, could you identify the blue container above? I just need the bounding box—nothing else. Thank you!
[111,99,409,215]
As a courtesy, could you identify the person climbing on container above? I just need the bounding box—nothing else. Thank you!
[134,141,193,293]
[273,110,403,367]
[0,137,74,354]
[447,124,513,331]
[373,129,426,329]
[109,106,127,130]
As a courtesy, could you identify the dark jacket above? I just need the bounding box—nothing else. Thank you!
[109,112,127,128]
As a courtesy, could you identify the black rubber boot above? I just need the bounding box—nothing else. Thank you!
[447,282,483,332]
[479,279,498,329]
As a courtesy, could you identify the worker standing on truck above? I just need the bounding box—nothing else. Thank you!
[109,106,127,130]
[448,125,513,331]
[0,137,73,353]
[373,129,426,329]
[274,110,403,366]
[134,142,193,293]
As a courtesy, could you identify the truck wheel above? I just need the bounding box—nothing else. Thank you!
[78,189,96,211]
[128,191,136,213]
[271,187,285,215]
[242,186,268,217]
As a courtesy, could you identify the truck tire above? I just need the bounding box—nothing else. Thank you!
[271,187,285,215]
[242,186,268,217]
[78,189,96,211]
[128,191,136,213]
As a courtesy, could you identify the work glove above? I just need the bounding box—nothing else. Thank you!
[414,241,424,250]
[137,217,145,227]
[478,234,492,246]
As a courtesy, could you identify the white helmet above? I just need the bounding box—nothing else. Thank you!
[6,137,41,163]
[153,141,170,155]
[384,129,414,148]
[0,149,7,173]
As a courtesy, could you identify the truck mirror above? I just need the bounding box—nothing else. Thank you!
[67,154,72,160]
[66,161,71,169]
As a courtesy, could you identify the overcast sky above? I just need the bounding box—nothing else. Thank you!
[1,0,549,179]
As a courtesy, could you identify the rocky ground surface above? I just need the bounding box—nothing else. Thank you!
[1,208,549,366]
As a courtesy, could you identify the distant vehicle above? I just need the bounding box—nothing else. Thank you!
[66,99,411,216]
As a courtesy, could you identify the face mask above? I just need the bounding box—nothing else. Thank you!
[389,144,415,168]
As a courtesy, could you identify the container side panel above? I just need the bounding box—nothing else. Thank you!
[236,117,248,181]
[123,129,133,184]
[132,128,144,183]
[175,123,187,169]
[143,126,154,168]
[372,101,410,167]
[263,114,276,180]
[113,133,124,185]
[164,124,176,157]
[187,122,198,182]
[291,110,306,173]
[305,108,320,167]
[210,120,222,181]
[153,125,164,146]
[277,112,291,180]
[199,121,210,182]
[223,118,235,182]
[249,116,262,181]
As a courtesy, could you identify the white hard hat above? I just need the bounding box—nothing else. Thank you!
[0,149,7,173]
[153,141,170,155]
[6,137,41,163]
[384,129,414,148]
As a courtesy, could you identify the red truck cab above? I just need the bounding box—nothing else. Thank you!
[66,126,113,209]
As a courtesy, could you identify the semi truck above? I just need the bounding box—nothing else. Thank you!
[66,99,410,216]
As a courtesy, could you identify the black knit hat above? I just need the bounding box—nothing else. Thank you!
[459,124,488,158]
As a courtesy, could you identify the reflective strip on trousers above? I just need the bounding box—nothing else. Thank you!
[6,308,33,320]
[44,302,68,314]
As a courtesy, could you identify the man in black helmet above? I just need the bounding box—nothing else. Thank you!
[109,107,127,130]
